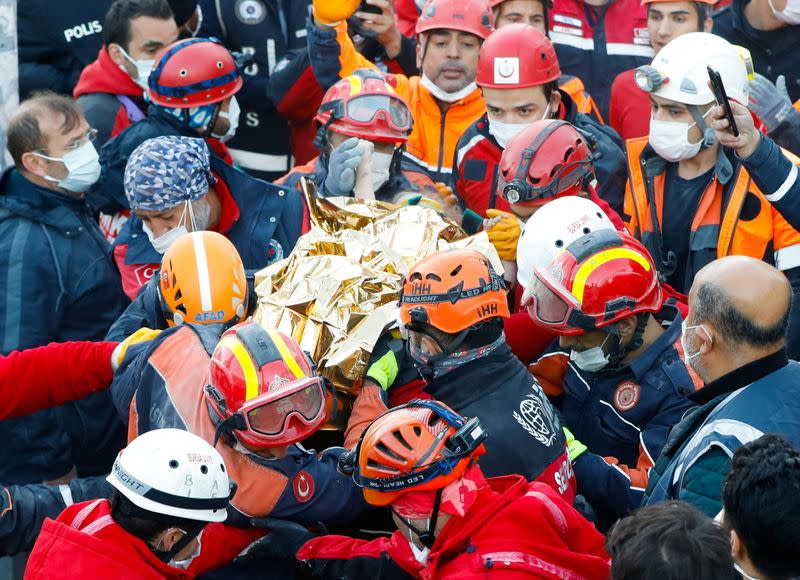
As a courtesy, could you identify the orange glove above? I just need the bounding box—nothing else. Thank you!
[313,0,361,25]
[433,182,459,208]
[485,209,522,261]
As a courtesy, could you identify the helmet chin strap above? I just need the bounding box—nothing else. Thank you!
[392,488,443,550]
[602,314,649,370]
[688,104,716,150]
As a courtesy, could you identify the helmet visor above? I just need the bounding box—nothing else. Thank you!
[345,94,412,133]
[241,377,326,437]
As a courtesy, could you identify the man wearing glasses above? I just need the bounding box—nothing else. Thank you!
[0,93,128,489]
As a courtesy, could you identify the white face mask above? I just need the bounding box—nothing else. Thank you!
[143,198,210,254]
[371,151,394,190]
[649,118,703,162]
[169,529,203,570]
[213,96,240,143]
[117,46,155,91]
[488,104,551,149]
[406,522,431,564]
[420,74,478,104]
[680,318,710,367]
[34,141,102,193]
[768,0,800,24]
[570,334,611,372]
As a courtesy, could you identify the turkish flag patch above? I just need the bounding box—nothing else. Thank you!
[293,470,315,503]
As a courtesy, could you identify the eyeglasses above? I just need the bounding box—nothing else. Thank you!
[36,128,98,155]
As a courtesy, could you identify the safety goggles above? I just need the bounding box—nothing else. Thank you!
[327,94,412,134]
[237,376,326,438]
[521,266,597,335]
[499,158,593,205]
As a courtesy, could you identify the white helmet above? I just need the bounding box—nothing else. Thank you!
[516,196,615,288]
[107,428,233,523]
[634,32,751,106]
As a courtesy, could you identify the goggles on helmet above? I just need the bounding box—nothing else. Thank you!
[324,93,412,135]
[521,265,598,335]
[206,376,326,447]
[499,157,594,205]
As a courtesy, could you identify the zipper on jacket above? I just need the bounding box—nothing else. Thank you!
[437,108,447,176]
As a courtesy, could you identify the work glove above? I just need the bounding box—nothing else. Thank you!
[313,0,361,26]
[748,74,797,133]
[364,329,419,390]
[111,327,162,371]
[563,427,588,463]
[239,518,321,564]
[485,209,522,261]
[324,137,367,197]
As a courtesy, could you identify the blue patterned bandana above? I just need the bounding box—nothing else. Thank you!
[124,135,218,211]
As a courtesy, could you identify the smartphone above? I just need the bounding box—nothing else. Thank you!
[707,66,739,137]
[359,0,382,14]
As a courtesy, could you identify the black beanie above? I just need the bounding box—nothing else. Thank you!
[167,0,198,26]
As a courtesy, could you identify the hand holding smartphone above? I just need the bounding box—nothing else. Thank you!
[707,66,739,137]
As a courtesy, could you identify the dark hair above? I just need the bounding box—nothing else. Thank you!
[722,434,800,580]
[110,491,198,543]
[7,92,83,167]
[543,80,558,103]
[103,0,173,50]
[646,3,709,29]
[607,501,739,580]
[693,281,789,349]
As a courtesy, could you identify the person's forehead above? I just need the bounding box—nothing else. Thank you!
[501,0,545,15]
[43,114,88,147]
[484,86,546,107]
[128,14,178,45]
[650,94,688,110]
[136,206,181,218]
[428,30,479,42]
[648,1,696,16]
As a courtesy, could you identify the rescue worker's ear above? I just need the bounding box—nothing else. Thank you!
[548,89,562,117]
[107,43,128,69]
[415,36,424,70]
[615,316,639,345]
[20,151,49,178]
[702,17,713,33]
[153,527,185,552]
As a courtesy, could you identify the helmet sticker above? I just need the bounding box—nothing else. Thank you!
[493,57,520,85]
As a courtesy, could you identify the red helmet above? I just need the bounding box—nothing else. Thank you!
[524,230,663,335]
[148,38,243,108]
[496,119,594,206]
[477,24,560,89]
[416,0,494,40]
[353,399,486,506]
[315,69,412,143]
[488,0,553,6]
[205,321,326,449]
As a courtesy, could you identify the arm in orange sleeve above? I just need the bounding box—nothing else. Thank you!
[343,382,389,449]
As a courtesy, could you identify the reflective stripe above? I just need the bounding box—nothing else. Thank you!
[58,485,75,507]
[82,515,115,536]
[192,232,213,311]
[218,335,260,401]
[69,499,105,530]
[549,31,594,51]
[775,243,800,270]
[764,164,798,203]
[295,28,307,38]
[571,248,651,303]
[606,43,654,58]
[228,148,290,172]
[264,327,305,379]
[2,221,31,352]
[598,400,642,432]
[456,134,485,168]
[402,151,453,174]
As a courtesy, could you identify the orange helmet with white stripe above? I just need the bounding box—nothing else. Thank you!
[205,321,327,449]
[158,231,248,327]
[524,229,662,335]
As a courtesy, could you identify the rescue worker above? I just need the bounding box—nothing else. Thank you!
[453,25,627,218]
[307,0,493,184]
[106,230,252,342]
[346,249,574,497]
[115,135,303,299]
[197,0,312,181]
[291,402,610,578]
[73,0,179,149]
[713,0,800,104]
[26,429,262,578]
[548,0,654,120]
[88,37,247,216]
[113,318,367,526]
[279,69,441,200]
[624,32,800,358]
[609,0,715,141]
[526,229,695,521]
[748,73,800,155]
[489,0,604,120]
[644,256,800,516]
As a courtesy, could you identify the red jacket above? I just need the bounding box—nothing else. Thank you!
[25,499,264,580]
[298,476,610,579]
[609,69,650,142]
[73,47,146,142]
[0,341,117,421]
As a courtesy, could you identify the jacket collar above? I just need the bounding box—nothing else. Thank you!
[0,168,86,231]
[689,348,789,405]
[626,305,682,381]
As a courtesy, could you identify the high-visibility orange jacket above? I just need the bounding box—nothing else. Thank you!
[624,137,800,294]
[306,20,486,184]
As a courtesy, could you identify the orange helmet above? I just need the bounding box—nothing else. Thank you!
[158,231,248,327]
[524,230,663,336]
[399,249,509,335]
[205,321,326,449]
[353,399,486,506]
[416,0,494,40]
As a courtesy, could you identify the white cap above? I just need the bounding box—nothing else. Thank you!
[107,428,232,523]
[516,196,615,288]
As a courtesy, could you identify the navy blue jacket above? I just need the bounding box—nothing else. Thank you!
[199,0,312,181]
[114,150,304,271]
[533,309,694,519]
[741,135,800,233]
[0,169,128,483]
